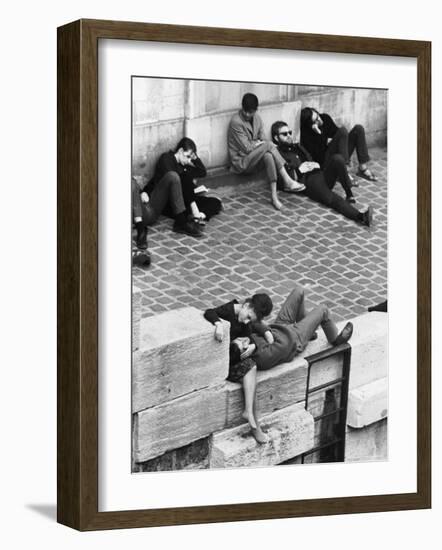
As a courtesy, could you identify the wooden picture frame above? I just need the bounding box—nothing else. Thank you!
[57,18,431,531]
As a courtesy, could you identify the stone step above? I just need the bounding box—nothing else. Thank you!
[347,377,388,428]
[134,383,227,463]
[209,402,314,469]
[132,306,230,412]
[201,168,268,195]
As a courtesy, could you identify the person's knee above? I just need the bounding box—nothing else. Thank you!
[319,304,329,318]
[352,123,365,135]
[289,285,305,302]
[336,126,348,137]
[330,153,346,167]
[163,171,180,186]
[262,141,277,153]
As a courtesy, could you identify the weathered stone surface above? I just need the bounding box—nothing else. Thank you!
[133,437,210,472]
[347,377,388,428]
[134,384,227,462]
[345,418,388,462]
[132,307,229,412]
[209,403,314,469]
[224,358,308,428]
[132,285,142,352]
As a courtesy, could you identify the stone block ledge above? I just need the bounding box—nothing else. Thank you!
[132,306,388,466]
[209,402,314,469]
[132,306,230,412]
[347,377,388,428]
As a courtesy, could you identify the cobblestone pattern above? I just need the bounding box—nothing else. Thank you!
[133,148,387,324]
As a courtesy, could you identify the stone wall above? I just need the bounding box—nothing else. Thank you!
[132,78,387,179]
[132,287,388,471]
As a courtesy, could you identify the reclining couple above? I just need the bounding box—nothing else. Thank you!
[228,93,373,225]
[204,284,353,444]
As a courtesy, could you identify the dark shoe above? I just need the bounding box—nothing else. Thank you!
[346,196,356,204]
[368,300,388,313]
[361,206,373,227]
[333,322,353,346]
[173,220,203,238]
[132,249,151,267]
[136,226,148,249]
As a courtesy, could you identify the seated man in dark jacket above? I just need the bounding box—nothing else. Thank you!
[271,120,373,226]
[136,137,205,238]
[249,285,353,372]
[300,107,378,187]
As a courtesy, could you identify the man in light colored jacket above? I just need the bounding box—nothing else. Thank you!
[227,93,305,210]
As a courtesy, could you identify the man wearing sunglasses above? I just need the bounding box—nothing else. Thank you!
[271,120,373,226]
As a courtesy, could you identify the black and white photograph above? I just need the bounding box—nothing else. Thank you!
[131,77,388,472]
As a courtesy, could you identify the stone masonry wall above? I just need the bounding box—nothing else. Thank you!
[132,287,388,471]
[132,78,387,180]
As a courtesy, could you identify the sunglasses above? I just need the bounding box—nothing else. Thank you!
[278,130,292,136]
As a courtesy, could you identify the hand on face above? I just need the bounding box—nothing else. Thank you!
[311,111,323,134]
[177,148,194,166]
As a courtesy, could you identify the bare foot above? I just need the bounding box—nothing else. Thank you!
[242,410,257,429]
[271,196,283,210]
[251,426,269,444]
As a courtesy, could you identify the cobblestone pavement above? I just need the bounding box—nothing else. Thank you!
[133,148,387,323]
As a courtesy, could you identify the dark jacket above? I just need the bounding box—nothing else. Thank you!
[278,143,319,184]
[300,112,339,167]
[204,300,269,365]
[251,323,303,371]
[143,151,207,198]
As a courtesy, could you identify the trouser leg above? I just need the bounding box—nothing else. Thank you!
[132,178,145,219]
[305,173,360,221]
[323,153,354,198]
[180,174,197,209]
[348,124,370,165]
[295,305,339,347]
[329,193,361,221]
[242,141,285,177]
[148,171,186,221]
[275,285,307,324]
[324,126,349,164]
[132,178,155,226]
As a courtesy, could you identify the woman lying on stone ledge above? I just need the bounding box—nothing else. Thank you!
[204,293,274,444]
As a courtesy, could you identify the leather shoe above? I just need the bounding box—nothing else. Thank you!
[333,322,353,346]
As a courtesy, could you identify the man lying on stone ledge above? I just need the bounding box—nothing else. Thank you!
[204,284,353,445]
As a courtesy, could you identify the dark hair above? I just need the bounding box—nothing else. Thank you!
[175,137,197,154]
[241,93,259,112]
[271,120,288,143]
[246,293,273,321]
[300,107,319,129]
